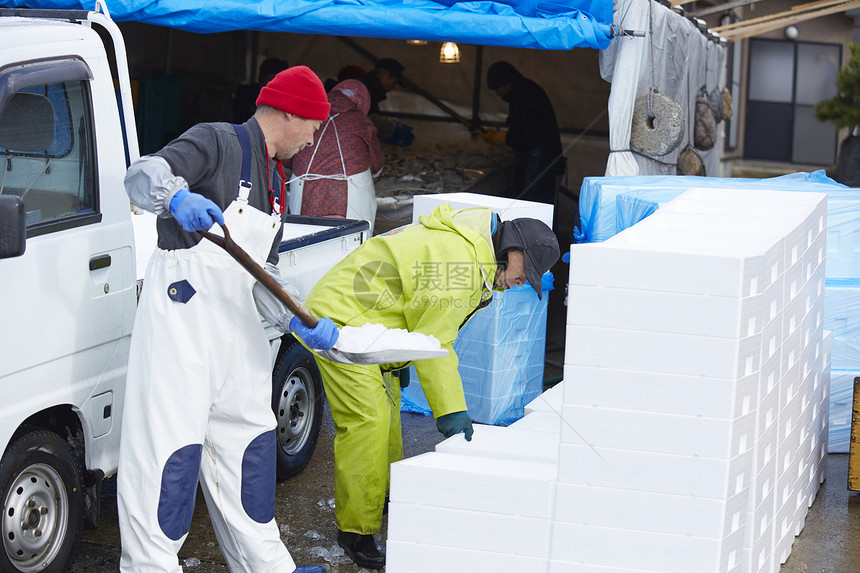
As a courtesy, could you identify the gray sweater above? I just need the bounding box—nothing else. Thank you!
[152,118,285,265]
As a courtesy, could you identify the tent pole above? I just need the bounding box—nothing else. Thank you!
[471,45,483,129]
[337,36,474,130]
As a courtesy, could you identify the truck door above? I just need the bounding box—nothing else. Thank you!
[0,57,132,442]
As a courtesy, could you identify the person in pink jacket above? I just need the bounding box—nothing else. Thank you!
[289,80,385,233]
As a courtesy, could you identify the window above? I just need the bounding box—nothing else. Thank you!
[745,39,840,165]
[0,69,97,235]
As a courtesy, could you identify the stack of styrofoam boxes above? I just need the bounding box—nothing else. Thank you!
[385,188,828,573]
[406,192,554,425]
[820,190,860,452]
[559,188,828,573]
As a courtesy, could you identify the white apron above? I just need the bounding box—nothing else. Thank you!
[117,184,294,573]
[289,114,377,234]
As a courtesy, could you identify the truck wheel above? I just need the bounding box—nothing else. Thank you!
[272,341,324,481]
[0,430,83,573]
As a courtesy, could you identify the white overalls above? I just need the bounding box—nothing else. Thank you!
[117,181,294,573]
[289,114,377,234]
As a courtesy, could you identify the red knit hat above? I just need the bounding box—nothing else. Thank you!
[256,65,330,121]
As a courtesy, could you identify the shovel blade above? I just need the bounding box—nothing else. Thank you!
[316,322,448,365]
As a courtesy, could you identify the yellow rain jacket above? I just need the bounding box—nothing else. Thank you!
[305,203,498,417]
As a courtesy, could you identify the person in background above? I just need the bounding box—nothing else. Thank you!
[290,204,560,569]
[289,80,385,234]
[324,64,368,92]
[118,65,338,573]
[360,58,414,147]
[482,60,565,204]
[232,57,290,123]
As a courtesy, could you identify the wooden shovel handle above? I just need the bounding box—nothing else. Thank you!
[197,225,319,328]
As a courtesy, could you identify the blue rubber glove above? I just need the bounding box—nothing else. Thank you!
[169,188,225,232]
[289,316,339,350]
[436,411,474,441]
[384,122,414,147]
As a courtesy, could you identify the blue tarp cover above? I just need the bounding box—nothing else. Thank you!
[2,0,614,50]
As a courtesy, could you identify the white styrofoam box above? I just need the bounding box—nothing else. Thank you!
[549,562,672,573]
[777,394,803,451]
[773,488,802,564]
[823,191,860,279]
[565,324,761,379]
[782,292,804,341]
[556,443,753,499]
[385,540,549,573]
[435,424,559,464]
[779,360,802,414]
[554,482,748,538]
[509,410,562,433]
[387,503,552,558]
[803,197,828,247]
[667,187,827,218]
[524,381,563,416]
[608,226,784,294]
[746,490,776,561]
[803,230,826,283]
[823,284,860,370]
[748,448,777,512]
[759,351,781,401]
[756,380,779,444]
[754,422,778,476]
[742,518,774,573]
[560,404,755,459]
[760,317,782,366]
[563,364,757,419]
[411,192,553,227]
[761,276,784,327]
[784,259,805,305]
[389,452,557,518]
[801,300,824,352]
[550,521,745,573]
[636,210,805,276]
[567,283,764,338]
[568,242,767,299]
[782,328,802,376]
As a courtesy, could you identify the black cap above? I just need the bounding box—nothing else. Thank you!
[486,61,522,90]
[376,58,405,80]
[497,218,559,300]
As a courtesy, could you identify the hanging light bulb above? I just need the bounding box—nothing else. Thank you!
[406,39,428,45]
[439,42,460,63]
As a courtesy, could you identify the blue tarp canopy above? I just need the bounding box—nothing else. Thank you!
[2,0,614,50]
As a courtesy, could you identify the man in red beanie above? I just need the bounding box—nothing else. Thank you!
[118,66,335,573]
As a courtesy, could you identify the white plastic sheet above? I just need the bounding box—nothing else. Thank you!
[600,0,726,176]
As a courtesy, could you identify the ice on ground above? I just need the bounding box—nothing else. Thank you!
[309,544,352,565]
[303,530,322,540]
[183,557,200,567]
[336,323,442,353]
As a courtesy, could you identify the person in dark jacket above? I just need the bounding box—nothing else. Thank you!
[360,58,413,147]
[485,60,565,204]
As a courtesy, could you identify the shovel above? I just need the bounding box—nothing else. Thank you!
[197,224,448,366]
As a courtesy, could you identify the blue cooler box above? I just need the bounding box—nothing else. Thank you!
[401,272,552,426]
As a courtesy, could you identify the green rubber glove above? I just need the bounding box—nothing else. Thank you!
[436,411,473,441]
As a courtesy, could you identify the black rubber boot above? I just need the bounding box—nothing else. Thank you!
[337,530,386,570]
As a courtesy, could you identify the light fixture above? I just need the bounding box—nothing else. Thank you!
[784,25,799,40]
[406,39,428,45]
[439,42,460,63]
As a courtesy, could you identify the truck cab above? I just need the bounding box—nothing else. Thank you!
[0,6,366,572]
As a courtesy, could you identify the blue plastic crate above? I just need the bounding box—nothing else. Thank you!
[400,273,552,425]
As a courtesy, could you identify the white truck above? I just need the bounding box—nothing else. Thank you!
[0,5,367,572]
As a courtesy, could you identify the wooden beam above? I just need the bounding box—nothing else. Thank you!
[714,0,855,31]
[670,0,696,7]
[719,0,860,40]
[689,0,763,18]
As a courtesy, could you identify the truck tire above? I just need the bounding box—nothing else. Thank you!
[272,340,324,481]
[0,430,83,573]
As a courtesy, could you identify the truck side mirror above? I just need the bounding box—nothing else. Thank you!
[0,195,26,258]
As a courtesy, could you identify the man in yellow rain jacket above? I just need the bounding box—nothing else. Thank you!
[293,203,559,569]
